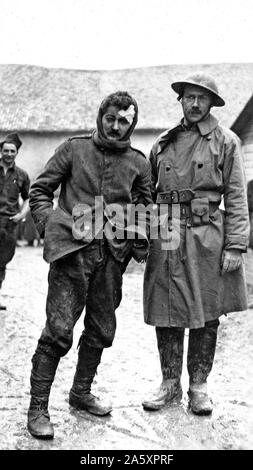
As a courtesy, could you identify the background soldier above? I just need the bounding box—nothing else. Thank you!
[142,72,249,416]
[0,133,30,309]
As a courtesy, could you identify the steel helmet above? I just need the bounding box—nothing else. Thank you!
[171,72,225,107]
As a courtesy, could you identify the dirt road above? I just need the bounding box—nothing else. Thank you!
[0,245,253,450]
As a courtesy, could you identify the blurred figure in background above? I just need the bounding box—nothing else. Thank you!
[23,210,42,246]
[0,133,30,309]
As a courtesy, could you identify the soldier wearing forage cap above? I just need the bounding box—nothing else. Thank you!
[27,91,152,439]
[0,133,30,310]
[142,72,249,415]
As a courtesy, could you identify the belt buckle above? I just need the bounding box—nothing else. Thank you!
[170,190,179,204]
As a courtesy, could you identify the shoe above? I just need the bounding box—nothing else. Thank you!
[142,380,182,411]
[69,390,112,416]
[188,385,213,416]
[27,405,54,439]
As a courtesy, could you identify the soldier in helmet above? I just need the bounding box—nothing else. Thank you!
[142,72,249,415]
[27,91,152,439]
[0,133,30,310]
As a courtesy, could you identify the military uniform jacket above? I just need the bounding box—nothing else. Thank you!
[29,136,152,263]
[0,160,30,217]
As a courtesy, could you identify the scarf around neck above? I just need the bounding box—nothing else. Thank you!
[92,129,131,152]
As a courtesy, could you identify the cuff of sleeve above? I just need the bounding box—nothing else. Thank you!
[224,236,248,252]
[31,210,52,237]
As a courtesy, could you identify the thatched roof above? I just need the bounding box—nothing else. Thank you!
[0,63,252,132]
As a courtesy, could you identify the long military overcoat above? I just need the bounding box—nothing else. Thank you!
[144,114,249,328]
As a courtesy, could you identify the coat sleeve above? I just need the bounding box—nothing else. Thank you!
[29,140,72,236]
[20,171,30,201]
[132,157,153,207]
[148,143,159,203]
[223,133,250,252]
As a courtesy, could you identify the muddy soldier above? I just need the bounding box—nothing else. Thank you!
[0,133,30,310]
[142,72,249,415]
[27,91,152,439]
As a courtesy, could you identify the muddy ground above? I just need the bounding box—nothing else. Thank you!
[0,245,253,451]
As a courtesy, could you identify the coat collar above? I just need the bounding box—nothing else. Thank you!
[197,113,218,136]
[159,113,218,145]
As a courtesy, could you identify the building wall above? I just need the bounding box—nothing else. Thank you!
[236,113,253,145]
[131,130,163,156]
[243,144,253,183]
[233,112,253,183]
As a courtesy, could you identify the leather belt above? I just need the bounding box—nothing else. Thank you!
[166,202,219,219]
[156,189,221,204]
[156,189,195,204]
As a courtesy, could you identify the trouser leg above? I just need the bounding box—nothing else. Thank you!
[187,319,219,415]
[142,327,185,411]
[27,251,88,438]
[0,270,6,285]
[0,278,6,310]
[0,221,17,310]
[69,248,127,415]
[82,247,127,349]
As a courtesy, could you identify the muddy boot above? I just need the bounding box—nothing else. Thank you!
[69,339,112,416]
[142,327,184,411]
[187,382,213,415]
[27,345,60,439]
[187,319,219,416]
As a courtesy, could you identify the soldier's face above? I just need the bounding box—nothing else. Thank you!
[102,105,131,140]
[181,85,213,124]
[1,143,18,166]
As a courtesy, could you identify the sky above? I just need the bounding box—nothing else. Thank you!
[0,0,252,70]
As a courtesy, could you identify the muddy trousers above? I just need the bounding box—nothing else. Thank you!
[156,319,219,384]
[28,242,129,425]
[0,220,18,310]
[0,218,18,285]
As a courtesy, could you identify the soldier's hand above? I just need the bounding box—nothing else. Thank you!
[221,249,242,275]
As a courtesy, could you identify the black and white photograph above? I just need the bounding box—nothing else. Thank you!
[0,0,252,458]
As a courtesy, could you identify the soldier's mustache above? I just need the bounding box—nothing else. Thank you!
[109,131,120,136]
